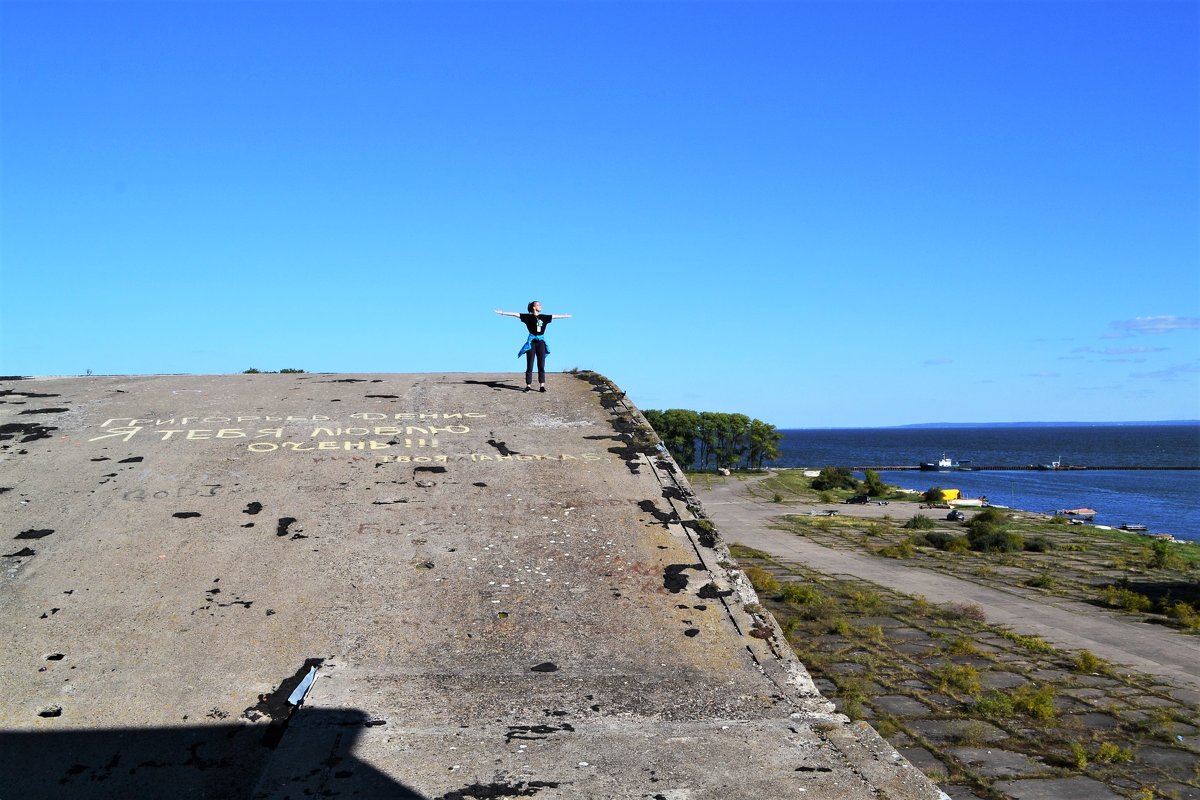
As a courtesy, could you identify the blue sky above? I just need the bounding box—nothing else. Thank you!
[2,0,1196,428]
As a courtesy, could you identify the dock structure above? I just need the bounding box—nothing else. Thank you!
[0,373,943,800]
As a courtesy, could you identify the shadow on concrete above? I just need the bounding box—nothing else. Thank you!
[0,709,424,800]
[460,379,524,392]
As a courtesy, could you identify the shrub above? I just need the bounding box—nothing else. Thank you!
[904,514,935,530]
[922,531,962,550]
[1101,585,1153,612]
[744,566,780,594]
[968,529,1024,553]
[923,487,946,504]
[779,583,823,605]
[971,507,1011,527]
[811,466,857,492]
[1024,574,1057,589]
[1024,536,1055,552]
[1165,601,1200,631]
[877,540,915,559]
[1149,539,1183,569]
[866,522,891,537]
[1073,649,1103,673]
[862,470,889,497]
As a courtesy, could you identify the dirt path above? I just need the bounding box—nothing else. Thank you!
[696,475,1200,695]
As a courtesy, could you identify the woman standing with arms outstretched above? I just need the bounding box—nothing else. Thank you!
[494,301,572,392]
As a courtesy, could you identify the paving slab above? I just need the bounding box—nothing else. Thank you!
[943,747,1053,778]
[991,776,1123,800]
[0,373,945,799]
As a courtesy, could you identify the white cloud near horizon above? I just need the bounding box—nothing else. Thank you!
[1073,345,1167,355]
[1130,362,1200,381]
[1106,316,1200,337]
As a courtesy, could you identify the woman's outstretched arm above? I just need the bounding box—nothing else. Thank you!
[550,314,572,319]
[494,310,520,317]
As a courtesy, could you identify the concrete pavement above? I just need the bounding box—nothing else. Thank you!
[0,373,944,799]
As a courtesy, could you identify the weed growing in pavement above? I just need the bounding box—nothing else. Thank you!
[997,630,1055,654]
[722,547,1199,800]
[744,566,781,594]
[938,602,987,623]
[1073,649,1105,674]
[933,663,982,696]
[1011,684,1058,720]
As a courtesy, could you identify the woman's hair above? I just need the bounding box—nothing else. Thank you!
[527,301,539,313]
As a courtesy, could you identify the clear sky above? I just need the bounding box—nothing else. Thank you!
[2,0,1197,428]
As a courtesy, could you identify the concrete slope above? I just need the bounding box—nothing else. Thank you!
[0,372,943,800]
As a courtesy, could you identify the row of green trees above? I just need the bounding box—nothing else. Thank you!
[642,409,782,470]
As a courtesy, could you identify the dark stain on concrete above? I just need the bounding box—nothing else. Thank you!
[173,512,201,519]
[40,608,60,618]
[504,723,575,742]
[15,529,54,539]
[364,394,399,399]
[276,518,304,539]
[0,388,58,398]
[473,482,487,487]
[5,547,36,557]
[530,662,559,673]
[0,422,57,443]
[415,465,447,474]
[118,456,144,463]
[441,780,561,799]
[243,502,263,515]
[18,407,69,415]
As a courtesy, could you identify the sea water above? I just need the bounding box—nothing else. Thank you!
[767,424,1200,542]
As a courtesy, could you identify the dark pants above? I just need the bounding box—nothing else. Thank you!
[525,339,547,386]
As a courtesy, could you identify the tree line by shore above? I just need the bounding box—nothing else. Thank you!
[641,409,782,470]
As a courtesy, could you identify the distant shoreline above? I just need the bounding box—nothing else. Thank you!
[781,420,1200,431]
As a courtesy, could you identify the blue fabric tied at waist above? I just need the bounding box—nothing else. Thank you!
[518,334,549,357]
